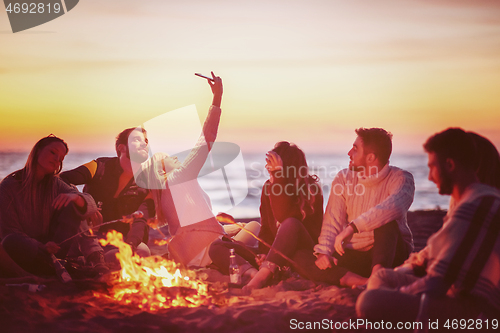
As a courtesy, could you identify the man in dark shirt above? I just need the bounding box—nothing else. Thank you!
[60,127,155,260]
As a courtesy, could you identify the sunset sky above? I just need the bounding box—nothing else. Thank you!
[1,0,499,154]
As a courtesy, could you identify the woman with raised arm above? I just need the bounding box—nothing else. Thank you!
[0,135,102,276]
[142,72,227,267]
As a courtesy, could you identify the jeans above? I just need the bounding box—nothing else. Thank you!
[293,220,410,285]
[209,217,314,275]
[357,268,485,323]
[2,203,85,276]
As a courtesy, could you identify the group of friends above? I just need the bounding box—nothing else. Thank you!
[1,73,500,323]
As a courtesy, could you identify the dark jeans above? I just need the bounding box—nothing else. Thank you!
[2,203,83,276]
[294,220,409,285]
[209,217,314,275]
[357,269,486,323]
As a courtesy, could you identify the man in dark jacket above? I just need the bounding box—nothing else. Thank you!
[60,127,155,260]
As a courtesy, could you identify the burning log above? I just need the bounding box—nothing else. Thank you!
[93,230,220,311]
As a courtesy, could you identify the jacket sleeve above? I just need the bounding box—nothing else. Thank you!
[0,178,24,237]
[400,200,483,296]
[353,169,415,233]
[258,182,276,254]
[55,177,98,218]
[60,160,97,186]
[314,172,347,256]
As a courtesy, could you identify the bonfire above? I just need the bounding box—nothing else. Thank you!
[94,230,222,311]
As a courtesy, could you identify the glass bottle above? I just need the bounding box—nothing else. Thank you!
[229,248,241,287]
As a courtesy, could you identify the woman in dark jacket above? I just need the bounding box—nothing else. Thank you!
[210,141,323,289]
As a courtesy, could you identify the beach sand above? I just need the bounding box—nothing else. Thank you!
[0,210,445,333]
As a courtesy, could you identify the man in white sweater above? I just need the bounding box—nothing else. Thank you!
[313,128,415,286]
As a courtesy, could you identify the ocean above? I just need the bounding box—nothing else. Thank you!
[0,151,448,218]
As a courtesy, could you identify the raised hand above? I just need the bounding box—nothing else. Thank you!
[265,151,283,172]
[208,71,223,107]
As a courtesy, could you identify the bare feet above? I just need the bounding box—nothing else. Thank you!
[339,271,368,288]
[242,267,272,292]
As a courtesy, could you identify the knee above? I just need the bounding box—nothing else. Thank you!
[278,217,301,231]
[136,243,151,257]
[375,220,398,234]
[245,221,261,234]
[356,289,382,319]
[209,239,226,258]
[2,233,34,255]
[367,267,391,289]
[1,234,17,255]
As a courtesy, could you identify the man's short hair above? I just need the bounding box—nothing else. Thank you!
[423,127,478,171]
[115,127,147,157]
[355,128,393,166]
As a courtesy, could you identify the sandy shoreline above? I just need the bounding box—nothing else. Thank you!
[0,210,446,333]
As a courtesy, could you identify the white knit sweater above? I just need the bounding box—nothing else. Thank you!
[314,164,415,255]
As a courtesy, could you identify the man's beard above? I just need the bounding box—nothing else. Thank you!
[127,148,149,163]
[438,167,453,195]
[349,156,368,173]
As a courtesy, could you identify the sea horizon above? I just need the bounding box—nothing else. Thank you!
[0,150,448,219]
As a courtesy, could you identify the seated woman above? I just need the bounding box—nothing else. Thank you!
[0,135,103,277]
[142,72,232,267]
[209,141,324,289]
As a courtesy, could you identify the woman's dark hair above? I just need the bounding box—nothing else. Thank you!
[271,141,320,219]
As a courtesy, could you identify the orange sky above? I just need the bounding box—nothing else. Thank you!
[1,0,500,154]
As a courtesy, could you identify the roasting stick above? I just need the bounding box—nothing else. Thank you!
[57,211,145,246]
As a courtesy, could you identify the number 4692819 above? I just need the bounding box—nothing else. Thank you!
[5,2,62,14]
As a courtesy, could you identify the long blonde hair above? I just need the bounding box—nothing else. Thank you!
[142,152,171,227]
[20,135,69,231]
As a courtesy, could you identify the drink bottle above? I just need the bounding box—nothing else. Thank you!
[229,248,241,287]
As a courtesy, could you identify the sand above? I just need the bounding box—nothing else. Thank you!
[0,210,445,333]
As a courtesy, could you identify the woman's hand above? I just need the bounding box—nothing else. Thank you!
[52,193,85,210]
[208,72,223,108]
[265,151,283,172]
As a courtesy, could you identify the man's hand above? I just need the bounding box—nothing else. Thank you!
[44,241,60,254]
[88,211,103,227]
[209,72,223,107]
[53,193,85,210]
[315,253,334,270]
[334,225,354,256]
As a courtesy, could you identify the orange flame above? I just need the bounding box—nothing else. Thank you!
[154,239,169,246]
[96,230,214,311]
